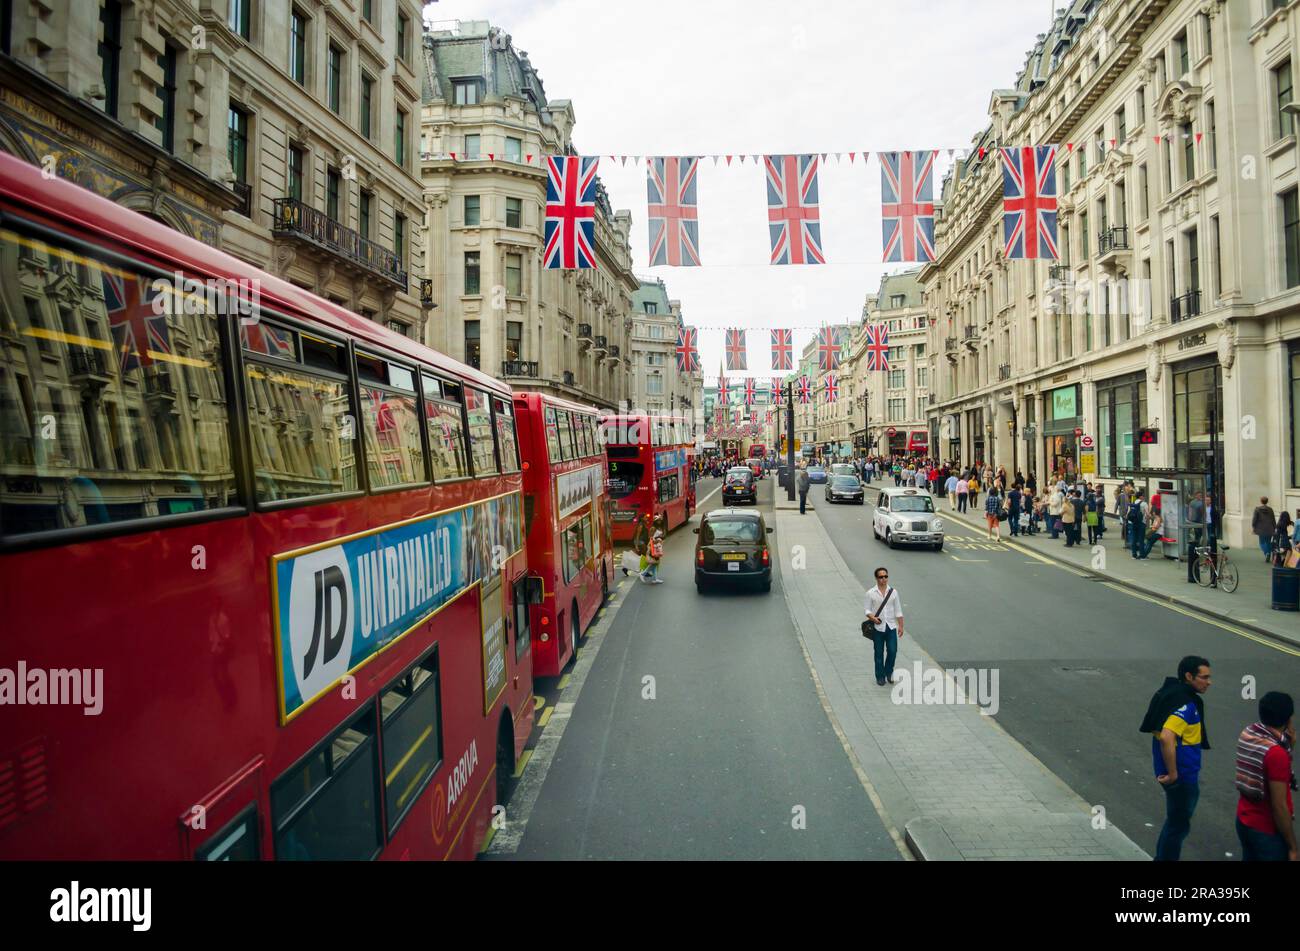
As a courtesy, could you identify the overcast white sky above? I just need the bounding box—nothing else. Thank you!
[424,0,1058,377]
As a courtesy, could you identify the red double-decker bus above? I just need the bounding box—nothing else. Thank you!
[599,414,696,543]
[0,153,534,861]
[514,393,613,676]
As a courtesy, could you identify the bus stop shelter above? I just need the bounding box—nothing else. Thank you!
[1116,466,1218,570]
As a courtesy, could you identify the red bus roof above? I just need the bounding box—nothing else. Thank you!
[0,151,507,397]
[514,391,604,416]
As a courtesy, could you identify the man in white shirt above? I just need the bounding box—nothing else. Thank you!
[865,567,905,686]
[945,472,958,509]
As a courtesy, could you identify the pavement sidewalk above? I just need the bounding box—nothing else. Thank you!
[775,506,1149,861]
[936,501,1299,649]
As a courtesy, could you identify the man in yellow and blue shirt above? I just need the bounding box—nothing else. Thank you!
[1140,656,1212,861]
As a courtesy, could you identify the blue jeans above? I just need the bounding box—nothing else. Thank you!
[872,625,898,682]
[1155,779,1199,861]
[1259,536,1274,559]
[1128,522,1143,556]
[799,491,807,514]
[1236,818,1289,861]
[1139,529,1159,559]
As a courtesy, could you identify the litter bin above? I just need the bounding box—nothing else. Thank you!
[1271,566,1300,611]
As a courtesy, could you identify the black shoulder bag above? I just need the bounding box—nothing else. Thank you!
[862,587,895,640]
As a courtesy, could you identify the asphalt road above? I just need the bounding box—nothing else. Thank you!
[511,474,901,860]
[818,479,1300,861]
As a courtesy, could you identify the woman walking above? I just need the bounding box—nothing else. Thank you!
[968,475,980,514]
[956,474,968,513]
[1085,487,1101,545]
[985,485,1004,541]
[1272,511,1294,566]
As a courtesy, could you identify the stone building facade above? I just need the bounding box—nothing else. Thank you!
[420,20,635,411]
[922,0,1300,547]
[628,277,700,419]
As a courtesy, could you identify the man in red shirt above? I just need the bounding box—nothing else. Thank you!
[1234,691,1297,861]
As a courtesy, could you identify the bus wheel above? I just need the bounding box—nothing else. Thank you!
[496,713,514,808]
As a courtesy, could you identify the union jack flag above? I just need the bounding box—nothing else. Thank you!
[880,150,937,263]
[367,388,397,433]
[823,374,838,403]
[765,410,773,424]
[796,375,812,404]
[744,378,756,406]
[764,154,825,265]
[771,377,784,402]
[646,157,701,267]
[864,324,890,371]
[770,328,793,370]
[102,270,170,373]
[717,376,729,404]
[544,155,599,269]
[675,325,700,372]
[725,328,747,371]
[241,321,296,359]
[817,326,841,372]
[1000,146,1059,260]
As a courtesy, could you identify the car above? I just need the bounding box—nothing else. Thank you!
[807,465,828,484]
[871,486,945,550]
[694,508,773,593]
[723,467,757,505]
[825,474,864,504]
[831,464,856,479]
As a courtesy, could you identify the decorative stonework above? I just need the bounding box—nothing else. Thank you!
[1156,81,1202,125]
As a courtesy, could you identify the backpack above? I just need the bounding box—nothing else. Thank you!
[1234,722,1285,802]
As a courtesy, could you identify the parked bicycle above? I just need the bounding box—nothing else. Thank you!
[1192,545,1239,593]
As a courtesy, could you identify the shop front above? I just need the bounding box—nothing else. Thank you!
[1043,384,1081,480]
[1096,372,1148,479]
[1172,355,1224,515]
[969,408,985,467]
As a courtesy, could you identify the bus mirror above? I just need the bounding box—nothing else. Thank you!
[525,577,544,605]
[692,528,700,534]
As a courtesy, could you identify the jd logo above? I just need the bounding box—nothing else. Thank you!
[305,565,348,678]
[287,546,354,703]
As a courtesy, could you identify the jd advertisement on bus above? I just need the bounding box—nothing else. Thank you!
[272,493,523,723]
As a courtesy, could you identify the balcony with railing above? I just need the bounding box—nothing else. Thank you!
[963,325,979,351]
[562,370,575,386]
[1171,289,1201,323]
[271,198,408,289]
[501,360,539,378]
[592,335,607,354]
[608,344,621,360]
[1097,226,1131,270]
[69,348,110,384]
[1048,263,1072,283]
[998,363,1012,381]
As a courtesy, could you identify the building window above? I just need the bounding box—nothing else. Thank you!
[916,367,928,388]
[1080,210,1089,259]
[1202,12,1212,59]
[505,136,522,162]
[464,321,480,368]
[394,212,406,268]
[1096,375,1147,478]
[1276,59,1294,139]
[228,0,250,40]
[1187,228,1200,297]
[888,369,905,389]
[290,10,307,85]
[1136,85,1146,122]
[464,195,480,227]
[643,302,657,314]
[1116,106,1127,143]
[889,294,906,308]
[98,0,122,119]
[288,145,305,202]
[464,252,480,295]
[1164,138,1173,193]
[505,196,521,228]
[1175,30,1188,77]
[1291,346,1300,487]
[887,398,905,421]
[395,108,406,166]
[360,73,373,138]
[453,80,479,105]
[464,134,479,158]
[227,104,249,185]
[1206,100,1217,170]
[327,44,343,115]
[155,39,178,153]
[1139,164,1149,220]
[326,167,341,220]
[1210,214,1221,300]
[1182,122,1195,182]
[505,253,522,296]
[506,321,522,362]
[359,189,372,238]
[397,13,410,63]
[362,0,373,23]
[1284,188,1300,289]
[647,376,664,396]
[1173,361,1223,473]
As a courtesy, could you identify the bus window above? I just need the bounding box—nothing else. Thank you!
[574,412,591,457]
[359,362,425,489]
[464,386,498,476]
[607,458,642,499]
[379,649,442,836]
[544,407,562,461]
[557,411,575,461]
[494,398,519,472]
[245,337,357,502]
[195,805,260,861]
[658,474,679,502]
[563,515,592,583]
[0,227,239,536]
[423,374,469,480]
[272,709,381,860]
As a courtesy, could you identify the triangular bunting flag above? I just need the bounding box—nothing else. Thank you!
[947,148,955,158]
[740,155,746,164]
[978,147,986,159]
[1196,132,1204,144]
[1066,142,1074,152]
[821,153,828,161]
[487,153,494,161]
[1154,135,1163,145]
[835,152,842,162]
[525,154,532,163]
[726,155,733,165]
[620,156,627,166]
[450,152,457,161]
[752,155,759,163]
[1109,140,1116,149]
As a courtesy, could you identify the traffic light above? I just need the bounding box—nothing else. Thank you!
[1138,427,1159,446]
